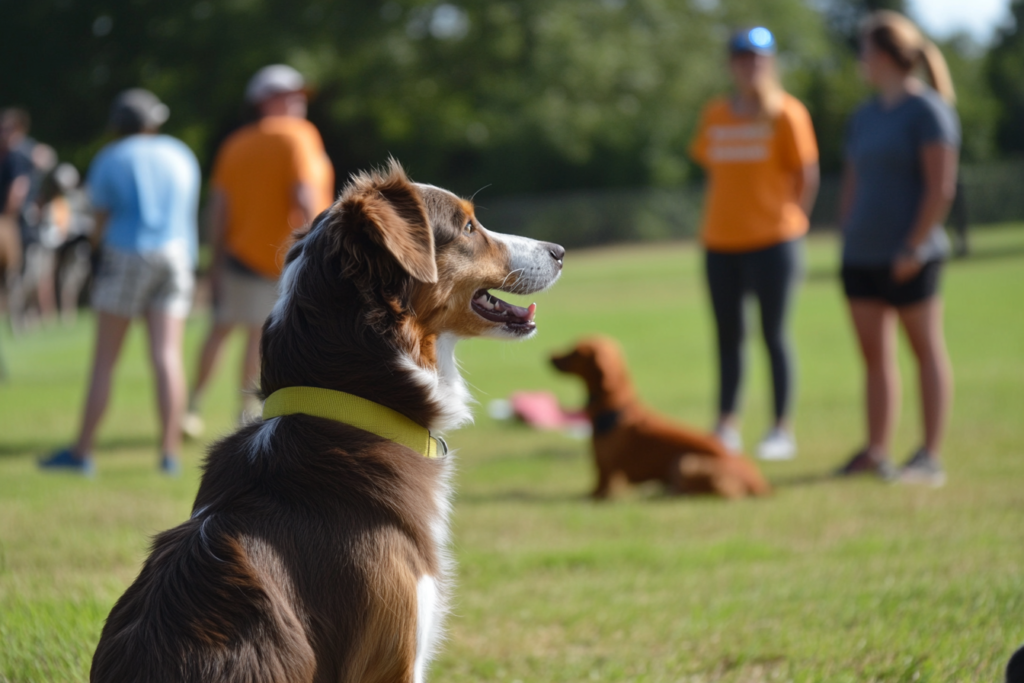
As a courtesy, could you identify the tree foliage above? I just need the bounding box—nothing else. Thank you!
[0,0,1006,198]
[987,0,1024,156]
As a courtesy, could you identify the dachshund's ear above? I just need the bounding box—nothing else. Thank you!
[337,161,438,284]
[590,340,627,398]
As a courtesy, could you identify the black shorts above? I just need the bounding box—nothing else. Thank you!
[841,260,943,307]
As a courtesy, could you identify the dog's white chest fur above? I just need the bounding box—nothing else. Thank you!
[414,575,440,683]
[413,458,454,682]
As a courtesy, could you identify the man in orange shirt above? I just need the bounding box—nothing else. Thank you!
[185,65,334,433]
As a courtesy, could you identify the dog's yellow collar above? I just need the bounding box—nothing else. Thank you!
[262,386,445,459]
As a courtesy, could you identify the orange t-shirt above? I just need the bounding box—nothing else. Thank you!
[689,94,818,252]
[212,116,334,278]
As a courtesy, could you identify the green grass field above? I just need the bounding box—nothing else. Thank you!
[2,227,1023,682]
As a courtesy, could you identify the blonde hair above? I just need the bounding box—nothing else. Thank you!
[755,62,785,119]
[861,10,956,105]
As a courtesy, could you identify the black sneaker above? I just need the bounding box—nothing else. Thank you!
[897,448,946,488]
[835,449,896,480]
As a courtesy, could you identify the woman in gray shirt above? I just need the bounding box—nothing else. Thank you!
[835,11,959,486]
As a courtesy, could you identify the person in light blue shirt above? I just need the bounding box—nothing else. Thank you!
[40,89,199,477]
[834,11,958,487]
[88,129,199,264]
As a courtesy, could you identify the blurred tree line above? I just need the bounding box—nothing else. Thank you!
[0,0,1018,198]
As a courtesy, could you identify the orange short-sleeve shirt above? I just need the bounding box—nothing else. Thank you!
[212,116,334,279]
[689,94,818,253]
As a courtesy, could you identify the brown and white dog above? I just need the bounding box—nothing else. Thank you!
[551,336,770,500]
[91,162,564,682]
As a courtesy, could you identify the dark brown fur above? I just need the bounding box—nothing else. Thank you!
[551,336,771,499]
[91,161,564,682]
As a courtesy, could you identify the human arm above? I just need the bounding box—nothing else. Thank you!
[292,182,318,227]
[3,175,30,217]
[795,161,819,218]
[838,162,856,228]
[288,124,333,228]
[892,143,958,283]
[207,188,229,297]
[779,99,819,218]
[90,210,109,250]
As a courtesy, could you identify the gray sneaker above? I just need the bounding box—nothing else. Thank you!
[897,448,946,487]
[835,449,897,480]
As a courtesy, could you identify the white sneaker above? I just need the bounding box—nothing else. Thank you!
[715,425,743,454]
[182,411,205,440]
[757,428,796,461]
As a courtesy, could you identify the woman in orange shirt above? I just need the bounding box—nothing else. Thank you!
[689,27,819,461]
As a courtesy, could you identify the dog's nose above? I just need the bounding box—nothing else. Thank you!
[546,242,565,267]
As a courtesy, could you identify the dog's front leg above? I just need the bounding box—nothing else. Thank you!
[592,465,628,500]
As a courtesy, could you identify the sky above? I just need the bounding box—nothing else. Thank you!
[908,0,1015,44]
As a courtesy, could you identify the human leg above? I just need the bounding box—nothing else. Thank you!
[208,265,278,421]
[897,296,952,459]
[240,324,264,419]
[35,247,58,324]
[189,321,235,411]
[45,247,149,469]
[847,299,900,460]
[705,250,747,449]
[749,240,802,459]
[146,309,188,461]
[74,311,133,456]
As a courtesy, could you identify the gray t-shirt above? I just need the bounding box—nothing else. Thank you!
[842,87,960,266]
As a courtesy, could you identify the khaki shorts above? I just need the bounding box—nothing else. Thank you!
[215,264,279,327]
[91,245,194,319]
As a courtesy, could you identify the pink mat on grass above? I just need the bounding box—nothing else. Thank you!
[509,391,590,430]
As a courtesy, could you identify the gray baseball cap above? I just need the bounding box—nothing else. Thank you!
[245,64,306,104]
[109,89,170,134]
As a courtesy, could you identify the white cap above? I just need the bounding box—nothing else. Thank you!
[245,64,306,104]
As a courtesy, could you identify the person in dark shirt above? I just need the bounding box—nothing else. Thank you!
[0,108,34,294]
[834,11,958,487]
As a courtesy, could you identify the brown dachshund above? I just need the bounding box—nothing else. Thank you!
[551,336,770,499]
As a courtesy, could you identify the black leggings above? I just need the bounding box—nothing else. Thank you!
[705,239,803,421]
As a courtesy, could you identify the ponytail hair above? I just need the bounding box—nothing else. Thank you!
[861,10,956,105]
[919,41,956,105]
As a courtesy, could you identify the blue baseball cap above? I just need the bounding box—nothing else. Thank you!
[729,26,776,55]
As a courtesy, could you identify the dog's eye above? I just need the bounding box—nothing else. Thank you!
[464,220,474,234]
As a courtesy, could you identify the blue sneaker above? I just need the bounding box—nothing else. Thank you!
[39,448,95,477]
[159,454,181,477]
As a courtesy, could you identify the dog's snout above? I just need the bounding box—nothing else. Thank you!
[546,242,565,267]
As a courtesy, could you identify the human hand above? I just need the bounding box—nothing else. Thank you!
[892,253,922,283]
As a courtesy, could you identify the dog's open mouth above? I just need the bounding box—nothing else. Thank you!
[471,289,536,333]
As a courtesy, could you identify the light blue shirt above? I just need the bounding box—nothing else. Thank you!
[87,134,201,265]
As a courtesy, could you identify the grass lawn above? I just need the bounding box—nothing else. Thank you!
[1,226,1023,682]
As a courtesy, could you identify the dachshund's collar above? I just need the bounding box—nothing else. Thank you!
[262,386,446,458]
[592,409,621,436]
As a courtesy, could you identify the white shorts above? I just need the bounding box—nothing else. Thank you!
[214,262,279,327]
[91,245,194,319]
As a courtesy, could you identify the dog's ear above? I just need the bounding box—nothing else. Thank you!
[589,339,628,398]
[339,162,438,284]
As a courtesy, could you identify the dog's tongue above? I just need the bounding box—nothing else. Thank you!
[475,291,537,323]
[503,301,536,322]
